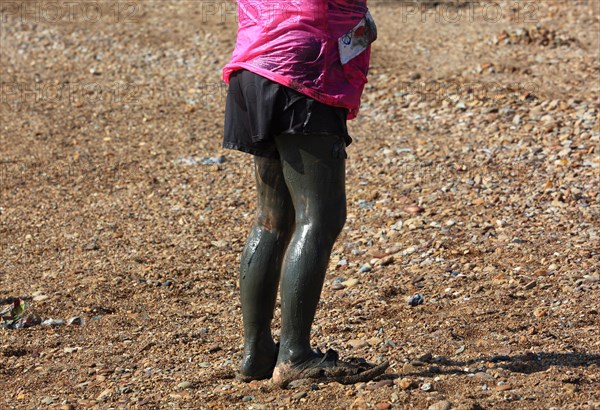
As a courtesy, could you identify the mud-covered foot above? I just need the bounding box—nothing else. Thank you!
[238,342,279,382]
[272,349,389,388]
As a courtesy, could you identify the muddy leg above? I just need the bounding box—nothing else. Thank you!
[271,134,347,372]
[239,156,294,380]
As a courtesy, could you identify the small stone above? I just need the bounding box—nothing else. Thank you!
[524,280,537,290]
[63,347,80,353]
[377,402,392,410]
[475,372,494,380]
[242,395,255,402]
[42,319,65,326]
[201,156,226,165]
[428,400,453,410]
[332,282,346,291]
[404,205,425,214]
[342,278,360,288]
[534,307,546,318]
[288,379,311,389]
[32,294,49,302]
[177,381,194,389]
[356,199,374,209]
[366,337,383,346]
[421,382,434,392]
[584,275,599,283]
[402,245,418,256]
[207,344,221,353]
[348,339,368,349]
[211,240,228,248]
[368,379,394,390]
[405,217,425,230]
[41,396,54,404]
[495,383,512,391]
[67,316,85,326]
[378,256,395,266]
[407,294,424,306]
[390,220,403,231]
[292,391,307,400]
[398,377,417,390]
[60,405,76,410]
[359,264,372,273]
[96,388,112,401]
[409,72,421,80]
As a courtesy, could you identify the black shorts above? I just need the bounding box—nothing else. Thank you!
[223,69,351,159]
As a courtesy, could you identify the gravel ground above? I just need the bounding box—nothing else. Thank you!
[1,1,599,409]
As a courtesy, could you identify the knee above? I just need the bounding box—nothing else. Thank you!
[329,205,346,238]
[299,205,346,245]
[256,207,294,237]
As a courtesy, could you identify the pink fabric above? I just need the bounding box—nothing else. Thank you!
[222,0,373,119]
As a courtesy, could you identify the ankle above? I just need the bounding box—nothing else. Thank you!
[244,339,276,356]
[276,344,315,366]
[240,339,279,380]
[244,329,276,349]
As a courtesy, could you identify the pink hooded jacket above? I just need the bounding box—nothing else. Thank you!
[222,0,376,119]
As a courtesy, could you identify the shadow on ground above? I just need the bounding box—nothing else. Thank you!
[389,352,600,377]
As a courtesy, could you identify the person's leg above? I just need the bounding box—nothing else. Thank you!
[239,156,294,380]
[272,133,347,367]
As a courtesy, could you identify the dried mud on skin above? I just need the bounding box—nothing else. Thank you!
[0,1,599,409]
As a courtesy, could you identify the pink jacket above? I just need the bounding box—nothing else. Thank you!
[222,0,376,119]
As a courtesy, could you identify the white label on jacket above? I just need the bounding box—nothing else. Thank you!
[338,10,377,65]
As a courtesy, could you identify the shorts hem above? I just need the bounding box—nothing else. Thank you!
[223,142,279,159]
[277,130,353,147]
